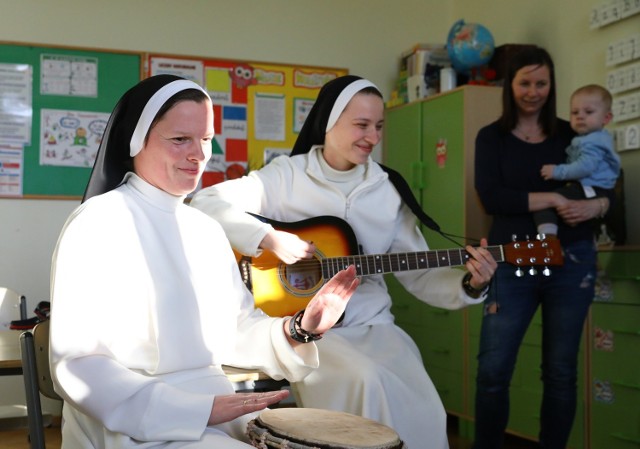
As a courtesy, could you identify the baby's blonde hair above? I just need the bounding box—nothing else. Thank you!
[571,84,612,110]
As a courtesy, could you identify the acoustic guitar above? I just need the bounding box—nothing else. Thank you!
[236,215,564,317]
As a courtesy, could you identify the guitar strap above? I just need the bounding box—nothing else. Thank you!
[378,163,441,232]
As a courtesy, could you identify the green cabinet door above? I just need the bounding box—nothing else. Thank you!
[590,249,640,449]
[420,90,466,249]
[383,100,422,197]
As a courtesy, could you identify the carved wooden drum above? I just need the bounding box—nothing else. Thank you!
[247,408,406,449]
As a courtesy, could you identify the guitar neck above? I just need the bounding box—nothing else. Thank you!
[321,245,505,278]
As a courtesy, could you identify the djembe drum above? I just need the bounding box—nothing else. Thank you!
[246,408,406,449]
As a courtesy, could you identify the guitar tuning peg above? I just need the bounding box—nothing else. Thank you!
[511,234,518,242]
[542,267,551,276]
[529,267,537,276]
[515,267,524,277]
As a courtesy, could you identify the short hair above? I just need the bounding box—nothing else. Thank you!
[571,84,612,111]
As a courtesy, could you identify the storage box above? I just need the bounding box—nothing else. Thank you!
[401,43,450,77]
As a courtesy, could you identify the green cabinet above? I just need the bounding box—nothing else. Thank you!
[589,249,640,449]
[384,85,497,250]
[383,86,501,417]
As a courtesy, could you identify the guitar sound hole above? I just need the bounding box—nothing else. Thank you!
[283,259,322,294]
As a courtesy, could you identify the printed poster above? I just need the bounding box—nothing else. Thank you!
[0,63,33,145]
[40,54,98,97]
[40,109,110,167]
[0,143,23,196]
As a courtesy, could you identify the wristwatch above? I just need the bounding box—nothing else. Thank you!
[462,272,489,299]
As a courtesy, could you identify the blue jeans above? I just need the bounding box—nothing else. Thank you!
[472,239,596,449]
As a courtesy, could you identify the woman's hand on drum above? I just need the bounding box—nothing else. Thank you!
[297,265,359,337]
[208,391,290,425]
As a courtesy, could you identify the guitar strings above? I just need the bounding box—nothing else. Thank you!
[268,247,488,278]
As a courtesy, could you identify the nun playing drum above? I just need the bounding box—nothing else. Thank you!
[48,74,359,448]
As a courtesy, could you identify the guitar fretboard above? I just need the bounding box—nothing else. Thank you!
[321,246,505,278]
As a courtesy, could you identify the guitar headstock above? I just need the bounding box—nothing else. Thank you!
[503,236,564,277]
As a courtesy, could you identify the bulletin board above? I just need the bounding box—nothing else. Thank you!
[0,42,143,199]
[145,53,348,189]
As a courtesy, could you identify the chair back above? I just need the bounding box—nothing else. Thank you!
[32,320,60,400]
[21,319,61,449]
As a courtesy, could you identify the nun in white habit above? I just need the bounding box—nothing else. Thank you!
[49,74,359,449]
[190,75,498,449]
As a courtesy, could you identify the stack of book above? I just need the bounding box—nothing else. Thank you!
[387,43,451,107]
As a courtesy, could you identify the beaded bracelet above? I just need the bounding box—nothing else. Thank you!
[288,309,323,343]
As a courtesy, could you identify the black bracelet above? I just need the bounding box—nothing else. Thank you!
[288,309,323,343]
[462,272,489,299]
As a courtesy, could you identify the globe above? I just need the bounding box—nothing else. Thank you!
[446,19,495,73]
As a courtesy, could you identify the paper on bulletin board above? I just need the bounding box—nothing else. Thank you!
[294,98,315,133]
[0,143,23,196]
[0,63,33,145]
[150,57,204,86]
[39,109,110,167]
[254,93,285,141]
[40,54,98,97]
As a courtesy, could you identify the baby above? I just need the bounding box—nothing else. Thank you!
[536,84,621,237]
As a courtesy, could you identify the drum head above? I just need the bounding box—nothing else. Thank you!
[248,408,404,449]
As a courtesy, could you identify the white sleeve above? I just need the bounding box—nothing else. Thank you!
[190,173,272,256]
[391,205,486,309]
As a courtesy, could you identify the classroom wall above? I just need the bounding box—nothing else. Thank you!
[0,0,638,410]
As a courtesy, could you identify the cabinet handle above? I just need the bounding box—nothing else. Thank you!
[593,325,640,336]
[432,348,450,354]
[608,328,640,336]
[611,432,640,444]
[608,275,640,281]
[429,309,450,316]
[612,380,640,391]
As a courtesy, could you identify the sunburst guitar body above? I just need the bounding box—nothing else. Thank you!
[235,215,564,317]
[236,216,359,317]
